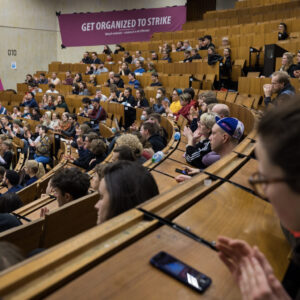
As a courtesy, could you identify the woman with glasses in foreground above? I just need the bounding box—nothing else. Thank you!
[217,97,300,300]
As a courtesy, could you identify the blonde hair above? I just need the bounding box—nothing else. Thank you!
[116,134,143,157]
[200,112,217,130]
[281,52,294,71]
[25,160,45,178]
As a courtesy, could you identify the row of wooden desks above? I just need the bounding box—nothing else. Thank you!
[47,182,290,300]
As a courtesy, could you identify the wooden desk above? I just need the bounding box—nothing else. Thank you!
[47,183,290,300]
[151,170,178,194]
[229,158,258,190]
[155,159,190,178]
[168,150,189,165]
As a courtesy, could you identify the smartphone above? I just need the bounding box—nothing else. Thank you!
[175,168,187,175]
[150,251,211,293]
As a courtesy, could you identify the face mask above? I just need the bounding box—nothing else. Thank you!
[141,115,147,121]
[156,93,162,99]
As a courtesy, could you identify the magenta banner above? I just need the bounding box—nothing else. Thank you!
[58,6,186,47]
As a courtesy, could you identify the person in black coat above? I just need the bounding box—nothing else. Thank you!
[219,48,232,89]
[0,139,13,169]
[207,46,222,65]
[278,22,289,40]
[135,88,149,108]
[140,122,166,153]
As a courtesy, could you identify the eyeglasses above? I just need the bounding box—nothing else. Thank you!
[248,172,287,199]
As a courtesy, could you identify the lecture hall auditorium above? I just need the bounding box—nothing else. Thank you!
[0,0,300,299]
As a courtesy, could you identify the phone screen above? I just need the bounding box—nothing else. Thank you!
[175,168,187,175]
[150,251,211,293]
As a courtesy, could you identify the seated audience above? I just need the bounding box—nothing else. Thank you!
[0,193,23,213]
[94,160,159,224]
[112,145,136,162]
[132,50,145,64]
[207,46,222,65]
[0,139,13,169]
[217,98,300,300]
[203,35,215,49]
[88,99,107,125]
[94,62,108,74]
[23,160,45,186]
[63,71,73,85]
[147,62,156,73]
[72,132,98,169]
[174,93,194,121]
[122,51,133,64]
[94,88,108,102]
[151,87,169,114]
[150,73,162,87]
[45,83,59,94]
[196,37,206,50]
[135,88,149,108]
[86,139,107,171]
[184,112,216,168]
[55,94,69,112]
[61,114,77,138]
[73,73,82,84]
[78,97,93,117]
[115,134,146,164]
[128,72,141,89]
[20,92,38,108]
[48,112,60,130]
[48,72,61,86]
[264,71,295,106]
[36,73,48,84]
[219,48,232,88]
[112,74,124,88]
[183,50,193,63]
[105,71,115,87]
[51,168,90,207]
[72,83,80,95]
[0,102,7,115]
[10,106,21,119]
[2,170,23,194]
[278,22,289,40]
[91,52,101,64]
[190,49,201,60]
[140,122,166,152]
[221,36,230,47]
[78,82,90,96]
[81,51,92,64]
[134,60,145,75]
[211,103,230,118]
[279,52,297,78]
[31,125,51,164]
[0,212,21,232]
[161,50,172,63]
[89,74,97,86]
[176,116,244,181]
[119,62,130,76]
[103,45,112,55]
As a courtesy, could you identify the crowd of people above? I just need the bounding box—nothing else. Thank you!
[0,23,300,299]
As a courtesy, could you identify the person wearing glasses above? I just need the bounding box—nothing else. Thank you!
[263,71,295,106]
[217,97,300,300]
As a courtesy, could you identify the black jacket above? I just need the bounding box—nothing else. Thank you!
[148,134,166,152]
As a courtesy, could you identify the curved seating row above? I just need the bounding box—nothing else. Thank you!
[0,100,290,300]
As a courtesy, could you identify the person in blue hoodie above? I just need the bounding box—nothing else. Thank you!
[20,92,38,108]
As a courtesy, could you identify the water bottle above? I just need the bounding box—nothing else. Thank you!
[111,127,117,134]
[174,132,181,141]
[152,151,164,163]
